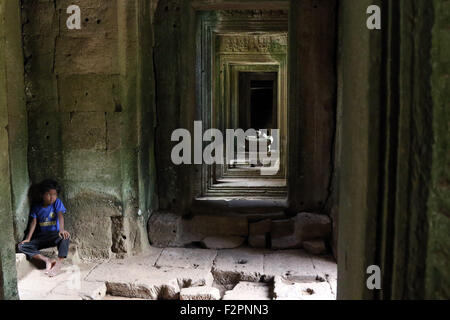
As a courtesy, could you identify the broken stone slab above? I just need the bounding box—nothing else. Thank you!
[180,286,221,300]
[223,282,271,300]
[263,250,317,282]
[201,236,245,249]
[212,248,265,287]
[302,240,328,255]
[248,219,271,248]
[85,256,214,300]
[273,276,335,300]
[156,247,217,270]
[295,212,331,242]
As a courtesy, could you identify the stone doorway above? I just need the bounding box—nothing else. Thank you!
[197,10,289,199]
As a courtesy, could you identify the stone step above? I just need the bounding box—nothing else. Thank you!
[273,276,335,300]
[16,246,81,280]
[16,254,35,281]
[192,198,288,215]
[223,282,271,300]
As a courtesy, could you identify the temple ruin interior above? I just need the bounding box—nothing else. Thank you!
[0,0,448,301]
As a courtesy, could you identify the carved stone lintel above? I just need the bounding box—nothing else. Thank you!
[218,34,287,53]
[218,9,289,19]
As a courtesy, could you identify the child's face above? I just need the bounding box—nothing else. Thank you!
[42,189,58,206]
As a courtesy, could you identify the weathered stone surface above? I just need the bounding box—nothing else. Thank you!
[64,193,124,260]
[223,282,271,300]
[201,236,245,249]
[55,36,118,75]
[59,75,119,112]
[148,212,181,247]
[52,281,107,300]
[311,255,338,281]
[15,254,35,281]
[180,286,221,300]
[212,248,265,286]
[270,213,332,249]
[18,262,98,300]
[271,218,300,249]
[302,240,327,255]
[62,112,107,150]
[249,219,271,248]
[85,256,214,300]
[180,215,248,245]
[295,212,331,241]
[156,248,216,270]
[263,250,316,281]
[273,276,334,300]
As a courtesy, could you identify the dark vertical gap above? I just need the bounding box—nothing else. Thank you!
[376,0,401,301]
[374,0,389,300]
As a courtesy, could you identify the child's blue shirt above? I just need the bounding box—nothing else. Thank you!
[30,198,67,233]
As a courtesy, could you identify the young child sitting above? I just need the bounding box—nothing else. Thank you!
[18,179,71,277]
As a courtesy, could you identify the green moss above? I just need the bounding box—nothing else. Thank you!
[426,0,450,300]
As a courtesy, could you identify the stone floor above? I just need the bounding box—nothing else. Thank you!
[16,246,337,300]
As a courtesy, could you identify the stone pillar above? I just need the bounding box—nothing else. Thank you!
[288,0,337,213]
[0,0,22,300]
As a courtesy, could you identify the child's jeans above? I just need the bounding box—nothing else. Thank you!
[18,231,70,259]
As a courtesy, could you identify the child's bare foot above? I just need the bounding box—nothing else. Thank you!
[47,260,62,277]
[45,259,56,273]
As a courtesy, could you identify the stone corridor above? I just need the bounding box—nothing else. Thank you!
[17,246,336,300]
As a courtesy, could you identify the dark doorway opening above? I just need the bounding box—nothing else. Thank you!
[239,72,278,131]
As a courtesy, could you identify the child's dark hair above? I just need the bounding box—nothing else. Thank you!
[39,179,61,195]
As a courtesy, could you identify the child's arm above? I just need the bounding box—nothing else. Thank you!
[20,218,37,244]
[58,212,70,239]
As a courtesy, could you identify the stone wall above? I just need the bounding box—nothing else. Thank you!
[425,0,450,299]
[0,0,24,300]
[21,0,158,260]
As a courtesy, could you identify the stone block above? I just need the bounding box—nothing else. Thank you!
[211,248,265,287]
[295,212,331,241]
[59,3,118,39]
[248,219,271,248]
[147,212,181,247]
[61,112,106,150]
[273,276,334,300]
[263,250,317,281]
[180,214,248,244]
[223,282,270,300]
[180,286,221,300]
[271,218,300,249]
[59,75,118,112]
[55,36,118,75]
[201,236,245,249]
[24,71,58,102]
[22,2,58,37]
[86,257,214,300]
[155,248,217,270]
[303,240,327,255]
[62,149,121,183]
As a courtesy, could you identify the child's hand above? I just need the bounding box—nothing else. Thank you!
[19,239,30,245]
[59,230,71,240]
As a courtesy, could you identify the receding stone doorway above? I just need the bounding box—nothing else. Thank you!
[196,10,289,199]
[150,0,338,300]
